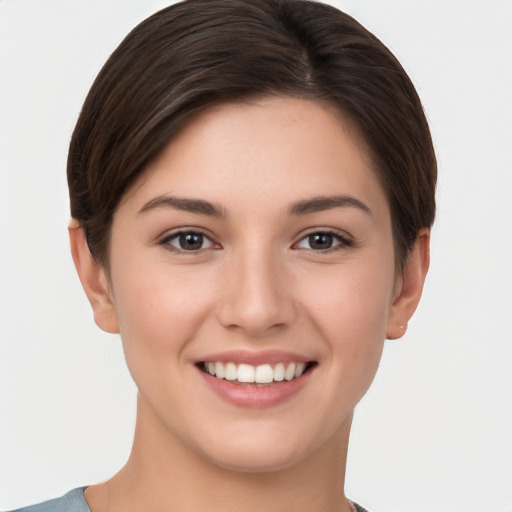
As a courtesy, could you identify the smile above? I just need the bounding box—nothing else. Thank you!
[199,361,313,385]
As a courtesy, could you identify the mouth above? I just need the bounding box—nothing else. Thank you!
[197,361,317,387]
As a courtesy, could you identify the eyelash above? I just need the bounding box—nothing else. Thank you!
[159,229,353,254]
[159,230,219,253]
[292,229,354,253]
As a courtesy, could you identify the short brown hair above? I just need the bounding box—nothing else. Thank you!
[68,0,436,269]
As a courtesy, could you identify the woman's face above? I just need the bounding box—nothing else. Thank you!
[105,97,399,471]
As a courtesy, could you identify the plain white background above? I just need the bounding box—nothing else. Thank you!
[1,1,511,511]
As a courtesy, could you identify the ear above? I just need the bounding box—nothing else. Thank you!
[386,229,430,340]
[68,219,120,334]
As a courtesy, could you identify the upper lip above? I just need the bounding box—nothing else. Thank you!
[196,349,315,366]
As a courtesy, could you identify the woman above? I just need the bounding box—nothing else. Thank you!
[9,0,435,510]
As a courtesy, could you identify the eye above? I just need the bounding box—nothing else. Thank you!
[294,231,352,251]
[161,231,217,252]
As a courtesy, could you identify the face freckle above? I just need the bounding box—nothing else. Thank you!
[106,96,397,473]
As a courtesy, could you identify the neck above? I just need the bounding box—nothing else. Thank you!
[86,393,353,512]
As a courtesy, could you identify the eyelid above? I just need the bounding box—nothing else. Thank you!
[292,228,354,251]
[157,226,353,253]
[159,227,221,253]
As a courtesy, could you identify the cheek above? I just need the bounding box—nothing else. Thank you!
[305,258,393,328]
[110,262,218,366]
[301,257,394,374]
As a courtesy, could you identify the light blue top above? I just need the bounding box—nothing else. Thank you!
[6,488,90,512]
[6,487,369,512]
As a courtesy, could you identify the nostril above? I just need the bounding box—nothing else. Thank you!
[215,267,297,334]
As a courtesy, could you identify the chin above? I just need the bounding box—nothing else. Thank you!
[190,417,345,475]
[201,442,307,474]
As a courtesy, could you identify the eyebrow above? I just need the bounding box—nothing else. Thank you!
[139,195,226,217]
[138,193,371,218]
[289,195,372,216]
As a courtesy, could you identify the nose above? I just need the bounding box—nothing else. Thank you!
[216,246,297,337]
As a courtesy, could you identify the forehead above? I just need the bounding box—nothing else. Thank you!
[119,97,388,220]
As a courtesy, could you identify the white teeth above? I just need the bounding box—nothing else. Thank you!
[237,363,255,383]
[225,362,237,381]
[255,364,273,384]
[215,362,225,379]
[273,363,285,381]
[203,361,309,383]
[295,363,306,378]
[284,363,296,381]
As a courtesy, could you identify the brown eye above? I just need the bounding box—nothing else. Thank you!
[308,233,334,250]
[164,231,215,252]
[295,231,352,252]
[180,233,204,250]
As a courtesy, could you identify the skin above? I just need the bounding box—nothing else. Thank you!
[70,97,430,512]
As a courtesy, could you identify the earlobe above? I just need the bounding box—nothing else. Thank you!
[68,219,120,334]
[386,230,430,340]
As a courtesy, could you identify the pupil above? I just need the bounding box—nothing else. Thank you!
[180,233,203,250]
[309,233,332,250]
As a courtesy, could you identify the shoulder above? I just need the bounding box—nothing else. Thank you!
[4,488,90,512]
[350,501,371,512]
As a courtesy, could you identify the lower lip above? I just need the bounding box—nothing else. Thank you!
[197,368,311,408]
